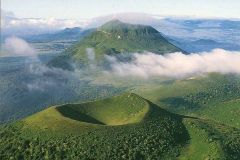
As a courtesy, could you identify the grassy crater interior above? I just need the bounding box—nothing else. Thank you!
[56,93,149,125]
[22,93,151,130]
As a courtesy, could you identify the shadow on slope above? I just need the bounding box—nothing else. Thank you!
[56,105,105,125]
[55,93,150,126]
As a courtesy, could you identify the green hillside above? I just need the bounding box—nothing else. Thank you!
[49,20,184,69]
[0,93,189,159]
[22,93,151,132]
[179,118,240,160]
[69,20,184,58]
[1,92,240,159]
[136,74,240,129]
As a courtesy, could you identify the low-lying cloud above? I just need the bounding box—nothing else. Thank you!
[86,48,96,62]
[26,63,82,92]
[1,36,76,91]
[3,37,36,56]
[105,49,240,78]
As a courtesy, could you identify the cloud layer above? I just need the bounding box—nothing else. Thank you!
[106,49,240,78]
[1,9,88,36]
[3,37,36,56]
[3,17,86,29]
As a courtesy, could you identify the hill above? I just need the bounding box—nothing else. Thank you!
[22,93,151,131]
[69,20,185,58]
[0,92,239,159]
[0,93,189,159]
[48,20,185,69]
[137,74,240,129]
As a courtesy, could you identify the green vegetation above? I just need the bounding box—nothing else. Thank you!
[0,93,189,159]
[1,92,240,159]
[179,118,223,160]
[179,118,240,160]
[137,74,240,128]
[22,93,151,132]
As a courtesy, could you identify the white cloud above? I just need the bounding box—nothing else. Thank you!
[1,9,89,36]
[3,37,35,56]
[106,49,240,79]
[86,48,96,61]
[4,17,86,29]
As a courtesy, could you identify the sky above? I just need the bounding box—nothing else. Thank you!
[2,0,240,20]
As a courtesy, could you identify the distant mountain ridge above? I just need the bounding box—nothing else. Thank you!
[23,27,94,43]
[167,37,240,52]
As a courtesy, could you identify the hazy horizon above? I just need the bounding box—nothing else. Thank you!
[2,0,240,20]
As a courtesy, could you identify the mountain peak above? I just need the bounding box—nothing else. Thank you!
[104,19,123,24]
[48,20,185,69]
[100,19,159,34]
[101,19,127,27]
